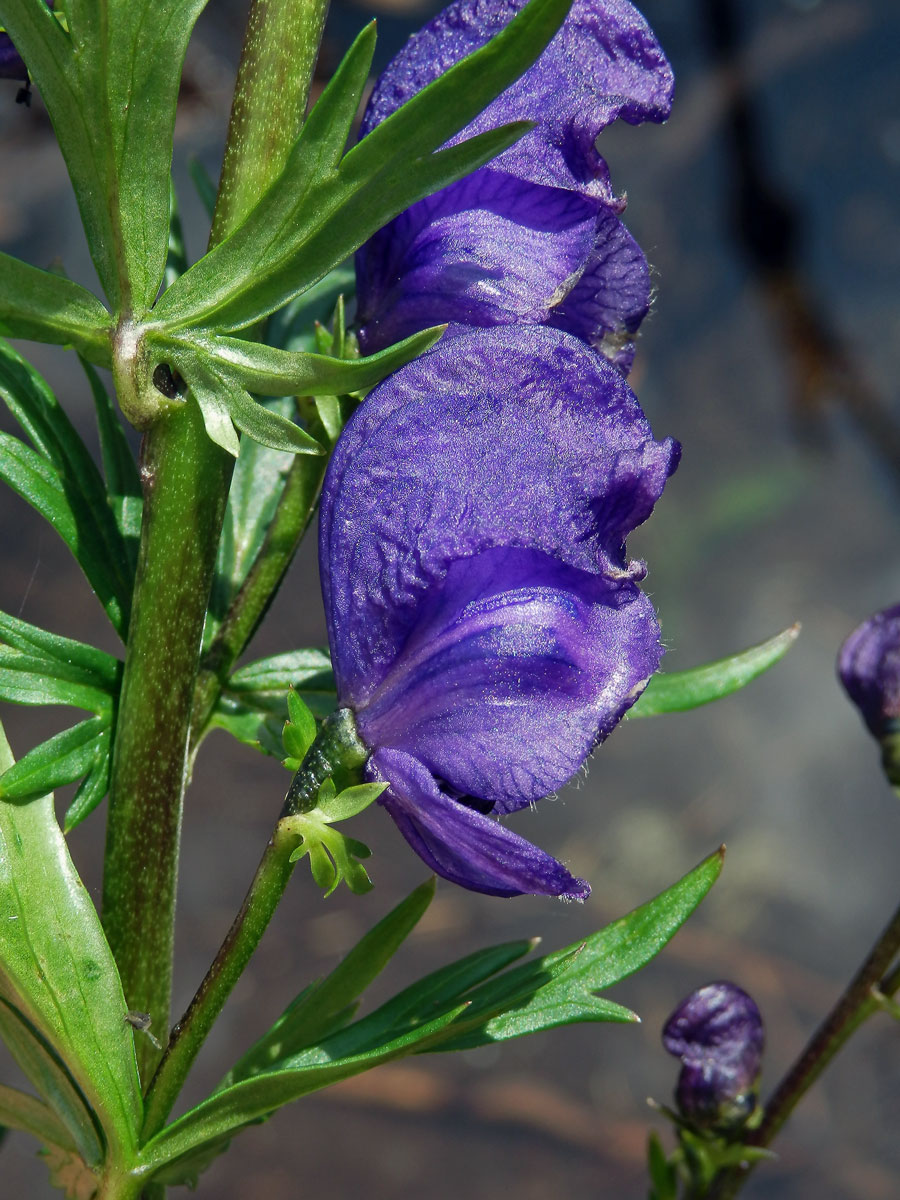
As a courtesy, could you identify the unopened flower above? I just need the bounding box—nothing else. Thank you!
[662,981,764,1129]
[355,0,673,373]
[838,603,900,739]
[838,603,900,785]
[320,325,678,898]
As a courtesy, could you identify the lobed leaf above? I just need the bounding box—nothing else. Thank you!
[629,626,800,718]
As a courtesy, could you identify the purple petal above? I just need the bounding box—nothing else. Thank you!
[356,172,652,373]
[545,206,651,373]
[837,603,900,738]
[361,0,674,196]
[357,170,599,355]
[320,325,679,708]
[358,545,661,811]
[369,748,591,898]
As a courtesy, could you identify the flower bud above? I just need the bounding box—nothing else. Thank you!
[838,603,900,784]
[662,981,764,1129]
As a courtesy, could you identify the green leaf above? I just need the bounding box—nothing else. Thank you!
[153,0,574,332]
[629,627,800,718]
[283,689,316,762]
[0,347,134,635]
[193,324,444,399]
[62,729,112,832]
[0,1080,79,1153]
[287,816,374,898]
[186,360,239,457]
[433,849,725,1051]
[0,721,142,1161]
[138,1007,467,1175]
[266,265,356,353]
[0,715,111,804]
[317,782,388,822]
[0,999,102,1165]
[226,879,437,1084]
[228,649,335,698]
[164,176,190,292]
[647,1131,678,1200]
[0,609,120,689]
[0,252,111,363]
[0,608,120,713]
[205,398,298,635]
[220,382,323,456]
[79,359,142,569]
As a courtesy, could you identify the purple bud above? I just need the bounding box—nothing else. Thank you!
[662,981,764,1129]
[838,604,900,739]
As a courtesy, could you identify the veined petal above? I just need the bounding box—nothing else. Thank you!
[358,546,661,810]
[360,0,674,196]
[357,170,599,355]
[320,325,678,707]
[369,748,590,899]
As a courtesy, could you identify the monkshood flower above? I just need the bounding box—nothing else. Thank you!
[838,603,900,785]
[662,982,765,1129]
[320,324,679,898]
[355,0,673,374]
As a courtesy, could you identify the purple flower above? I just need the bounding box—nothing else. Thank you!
[356,0,673,372]
[838,604,900,739]
[320,325,678,898]
[662,982,765,1129]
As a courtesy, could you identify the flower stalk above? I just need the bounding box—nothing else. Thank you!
[705,898,900,1199]
[141,710,368,1139]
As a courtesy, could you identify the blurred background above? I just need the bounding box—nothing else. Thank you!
[1,0,898,1196]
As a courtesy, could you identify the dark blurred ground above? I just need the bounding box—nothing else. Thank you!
[1,1,898,1197]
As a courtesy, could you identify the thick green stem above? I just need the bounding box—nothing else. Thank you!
[705,900,900,1199]
[211,0,331,244]
[141,710,367,1139]
[102,403,232,1082]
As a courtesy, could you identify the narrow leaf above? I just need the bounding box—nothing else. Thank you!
[0,432,131,634]
[222,385,323,456]
[0,722,142,1158]
[0,609,120,688]
[629,627,800,718]
[189,366,240,458]
[228,649,334,696]
[0,253,111,363]
[226,879,437,1083]
[63,729,112,832]
[433,849,726,1051]
[139,1007,468,1173]
[318,782,387,823]
[0,715,110,804]
[200,324,444,398]
[0,1000,102,1165]
[0,1081,78,1153]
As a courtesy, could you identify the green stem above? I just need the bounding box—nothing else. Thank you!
[141,710,367,1139]
[102,403,232,1083]
[190,454,326,750]
[705,899,900,1199]
[210,0,331,244]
